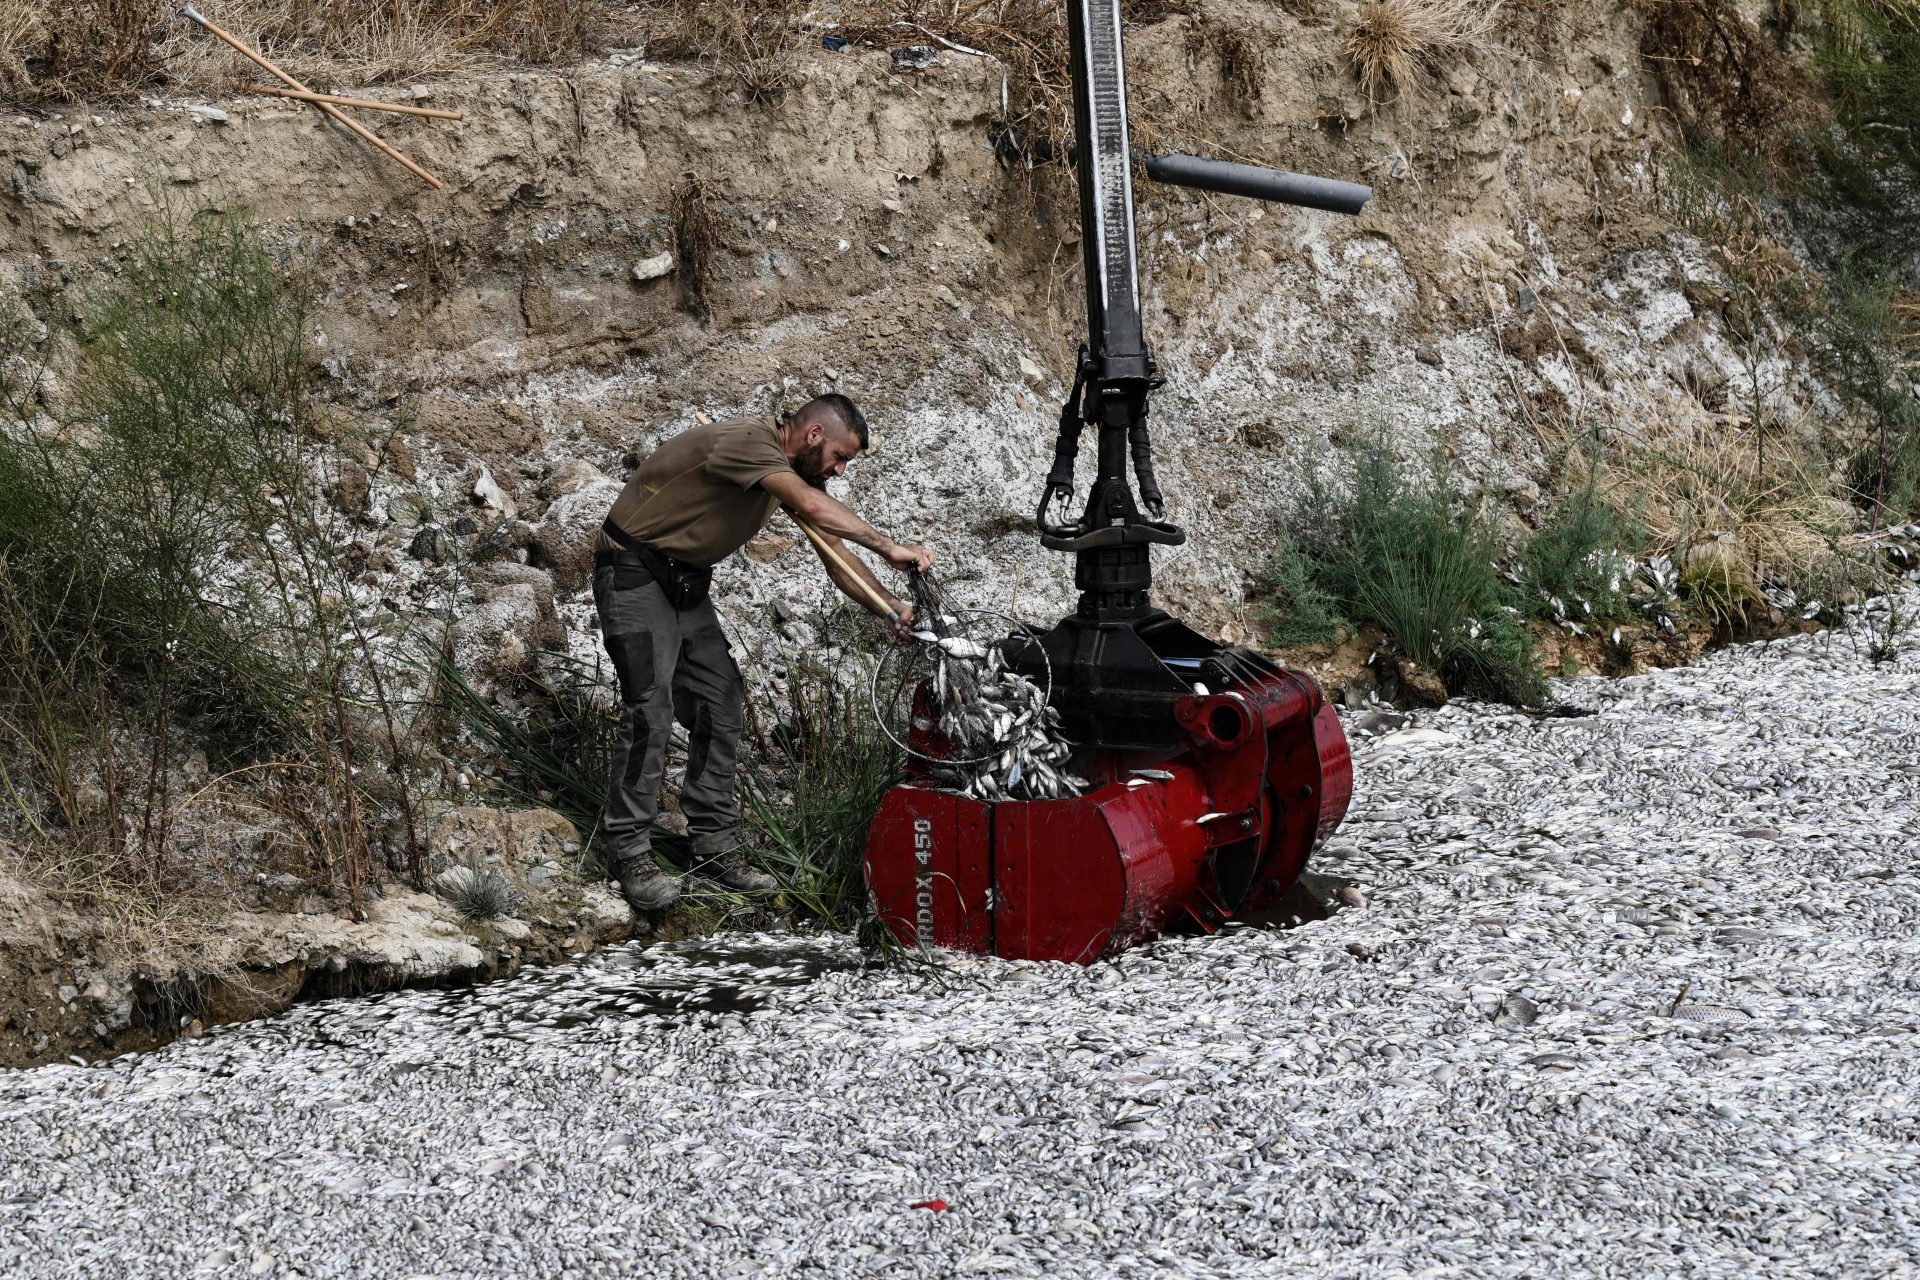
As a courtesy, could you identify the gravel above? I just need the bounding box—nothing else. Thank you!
[3,591,1918,1279]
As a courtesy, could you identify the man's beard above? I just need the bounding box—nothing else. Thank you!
[794,441,830,489]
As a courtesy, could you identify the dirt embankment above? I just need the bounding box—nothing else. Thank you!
[4,4,1779,648]
[0,1,1848,1065]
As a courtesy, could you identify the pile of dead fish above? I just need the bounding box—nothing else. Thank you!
[3,586,1918,1279]
[910,630,1088,802]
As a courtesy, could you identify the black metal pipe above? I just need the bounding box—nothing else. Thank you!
[1144,153,1372,217]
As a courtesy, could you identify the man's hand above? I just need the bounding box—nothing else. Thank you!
[890,600,917,643]
[883,540,934,573]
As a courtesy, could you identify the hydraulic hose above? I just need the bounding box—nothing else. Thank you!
[1129,401,1164,519]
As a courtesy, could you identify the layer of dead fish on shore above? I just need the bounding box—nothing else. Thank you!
[1,586,1916,1279]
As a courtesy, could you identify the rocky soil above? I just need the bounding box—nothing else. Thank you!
[0,3,1826,674]
[2,587,1914,1278]
[0,805,647,1068]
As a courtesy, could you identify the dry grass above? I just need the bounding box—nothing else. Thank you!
[1,0,1196,156]
[648,0,804,102]
[0,0,607,101]
[1344,0,1500,105]
[832,0,1076,159]
[1574,408,1861,588]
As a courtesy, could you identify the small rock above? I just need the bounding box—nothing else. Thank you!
[408,526,449,564]
[531,476,621,592]
[1393,658,1448,707]
[450,583,562,680]
[387,490,433,528]
[472,468,517,519]
[745,533,795,564]
[330,462,371,519]
[384,435,418,483]
[1414,342,1443,368]
[890,45,939,71]
[539,459,609,502]
[186,105,230,124]
[632,251,675,283]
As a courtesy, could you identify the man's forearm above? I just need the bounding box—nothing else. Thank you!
[783,485,892,555]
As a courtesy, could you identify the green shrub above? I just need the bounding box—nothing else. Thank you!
[1817,0,1920,171]
[743,656,902,925]
[1248,531,1345,649]
[2,204,322,751]
[1822,259,1920,523]
[1518,479,1644,625]
[1256,439,1547,707]
[0,205,422,901]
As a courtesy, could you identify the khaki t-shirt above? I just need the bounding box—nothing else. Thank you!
[596,416,796,568]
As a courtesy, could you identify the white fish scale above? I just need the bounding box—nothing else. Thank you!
[2,590,1919,1277]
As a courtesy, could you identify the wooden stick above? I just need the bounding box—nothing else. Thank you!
[244,85,464,122]
[178,6,445,190]
[791,516,902,620]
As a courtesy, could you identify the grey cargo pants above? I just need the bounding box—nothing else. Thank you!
[592,563,746,875]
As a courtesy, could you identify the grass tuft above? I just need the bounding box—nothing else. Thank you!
[1679,539,1765,635]
[743,655,902,927]
[436,859,518,921]
[1344,0,1499,106]
[649,0,802,103]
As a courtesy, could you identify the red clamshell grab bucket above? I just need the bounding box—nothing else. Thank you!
[864,669,1353,963]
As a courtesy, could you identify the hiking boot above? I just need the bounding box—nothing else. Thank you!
[613,862,684,913]
[695,847,778,895]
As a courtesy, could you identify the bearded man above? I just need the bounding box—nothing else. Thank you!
[593,394,932,912]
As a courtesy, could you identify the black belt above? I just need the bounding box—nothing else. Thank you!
[598,520,714,610]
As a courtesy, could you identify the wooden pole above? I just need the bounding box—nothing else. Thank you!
[177,6,445,190]
[791,516,903,621]
[244,85,464,122]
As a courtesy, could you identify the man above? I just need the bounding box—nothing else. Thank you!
[593,393,933,912]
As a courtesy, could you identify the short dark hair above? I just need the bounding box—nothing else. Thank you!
[797,393,869,450]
